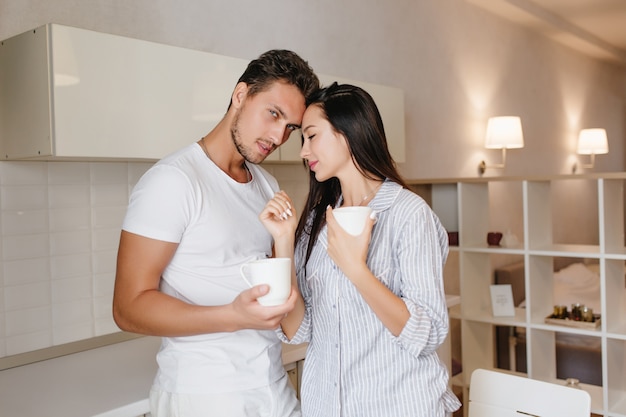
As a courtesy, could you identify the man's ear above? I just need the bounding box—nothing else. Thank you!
[231,82,249,109]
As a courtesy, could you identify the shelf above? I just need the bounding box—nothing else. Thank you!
[530,322,602,336]
[463,308,526,327]
[527,244,601,257]
[422,175,626,417]
[459,244,525,255]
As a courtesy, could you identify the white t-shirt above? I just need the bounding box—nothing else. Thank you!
[122,143,283,394]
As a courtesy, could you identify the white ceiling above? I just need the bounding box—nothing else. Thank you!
[466,0,626,66]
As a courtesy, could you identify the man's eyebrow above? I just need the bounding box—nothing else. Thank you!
[274,105,301,129]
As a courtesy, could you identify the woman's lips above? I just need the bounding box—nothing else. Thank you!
[308,161,318,170]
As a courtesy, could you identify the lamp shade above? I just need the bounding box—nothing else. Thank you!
[484,116,524,149]
[577,128,608,155]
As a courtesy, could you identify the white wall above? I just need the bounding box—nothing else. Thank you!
[0,0,625,357]
[0,0,624,178]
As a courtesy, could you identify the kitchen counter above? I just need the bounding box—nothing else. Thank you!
[0,336,308,417]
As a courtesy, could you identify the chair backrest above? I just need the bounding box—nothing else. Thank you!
[469,368,591,417]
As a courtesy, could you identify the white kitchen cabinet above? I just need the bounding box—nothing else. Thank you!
[409,174,626,417]
[0,24,247,160]
[1,24,405,163]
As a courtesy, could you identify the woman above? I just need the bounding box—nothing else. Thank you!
[260,83,460,417]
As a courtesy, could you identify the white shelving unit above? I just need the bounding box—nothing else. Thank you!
[410,173,626,417]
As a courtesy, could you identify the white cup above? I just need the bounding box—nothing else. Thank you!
[239,257,291,306]
[332,206,373,236]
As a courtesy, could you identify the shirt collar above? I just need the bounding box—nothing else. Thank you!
[367,179,402,214]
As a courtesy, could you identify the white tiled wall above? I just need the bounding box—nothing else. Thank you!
[0,160,308,358]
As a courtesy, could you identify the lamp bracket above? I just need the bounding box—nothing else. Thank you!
[478,148,507,175]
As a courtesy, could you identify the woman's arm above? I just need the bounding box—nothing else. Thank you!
[258,191,306,340]
[325,206,410,336]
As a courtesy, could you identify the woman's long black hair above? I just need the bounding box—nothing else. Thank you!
[295,82,409,266]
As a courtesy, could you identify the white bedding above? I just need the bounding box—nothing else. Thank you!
[553,262,601,312]
[516,262,602,349]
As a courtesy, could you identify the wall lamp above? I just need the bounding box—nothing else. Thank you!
[573,128,608,172]
[478,116,524,175]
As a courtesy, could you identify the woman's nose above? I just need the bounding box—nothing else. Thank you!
[299,139,309,158]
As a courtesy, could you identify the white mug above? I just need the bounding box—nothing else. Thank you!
[239,257,291,306]
[332,206,373,236]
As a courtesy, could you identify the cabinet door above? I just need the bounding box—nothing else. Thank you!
[52,25,248,160]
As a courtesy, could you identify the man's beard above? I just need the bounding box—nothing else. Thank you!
[230,111,265,165]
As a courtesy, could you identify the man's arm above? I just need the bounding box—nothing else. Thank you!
[113,230,296,337]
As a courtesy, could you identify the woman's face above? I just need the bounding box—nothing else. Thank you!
[300,105,353,182]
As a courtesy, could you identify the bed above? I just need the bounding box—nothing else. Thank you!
[494,258,602,386]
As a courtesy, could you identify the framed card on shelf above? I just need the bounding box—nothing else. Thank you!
[490,284,515,317]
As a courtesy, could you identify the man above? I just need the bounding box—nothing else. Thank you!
[113,49,319,417]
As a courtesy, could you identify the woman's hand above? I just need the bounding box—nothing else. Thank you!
[259,191,297,240]
[325,205,376,280]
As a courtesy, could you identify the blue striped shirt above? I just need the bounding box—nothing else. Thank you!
[280,180,461,417]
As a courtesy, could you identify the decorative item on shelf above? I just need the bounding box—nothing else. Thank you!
[565,378,582,389]
[447,231,459,246]
[573,128,609,173]
[500,230,519,248]
[545,303,601,329]
[489,284,515,317]
[487,231,503,246]
[478,116,524,175]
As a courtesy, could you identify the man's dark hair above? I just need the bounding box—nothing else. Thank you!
[236,49,319,106]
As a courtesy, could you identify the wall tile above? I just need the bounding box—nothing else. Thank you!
[5,306,51,335]
[91,183,129,206]
[93,229,121,252]
[52,299,92,326]
[92,206,126,229]
[128,162,154,188]
[48,184,90,208]
[0,312,5,356]
[94,272,114,298]
[95,315,119,336]
[92,250,117,276]
[48,162,90,185]
[2,234,49,260]
[6,330,51,356]
[1,210,48,236]
[49,207,91,232]
[93,293,113,318]
[53,322,93,345]
[0,185,47,211]
[50,253,92,280]
[0,162,47,185]
[49,230,91,256]
[51,276,92,303]
[91,162,128,184]
[4,282,50,311]
[3,258,49,286]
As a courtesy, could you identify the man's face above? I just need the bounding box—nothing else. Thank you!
[231,81,306,164]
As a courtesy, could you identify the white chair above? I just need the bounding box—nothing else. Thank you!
[468,368,591,417]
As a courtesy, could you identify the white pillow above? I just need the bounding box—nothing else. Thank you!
[553,263,600,312]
